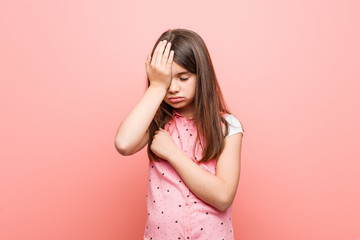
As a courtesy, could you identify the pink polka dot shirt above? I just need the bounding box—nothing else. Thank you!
[144,110,243,240]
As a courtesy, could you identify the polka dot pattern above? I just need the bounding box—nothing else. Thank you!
[144,110,242,239]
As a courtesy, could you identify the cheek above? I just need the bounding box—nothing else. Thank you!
[190,80,197,96]
[190,86,196,97]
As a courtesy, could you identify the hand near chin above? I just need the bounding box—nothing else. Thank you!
[145,40,175,91]
[150,128,179,161]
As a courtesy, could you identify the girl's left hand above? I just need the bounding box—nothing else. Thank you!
[150,128,179,161]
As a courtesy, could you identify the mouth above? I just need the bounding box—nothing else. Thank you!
[168,97,184,103]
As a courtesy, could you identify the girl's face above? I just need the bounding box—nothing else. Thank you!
[164,62,197,118]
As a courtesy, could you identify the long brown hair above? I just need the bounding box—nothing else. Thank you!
[147,28,231,163]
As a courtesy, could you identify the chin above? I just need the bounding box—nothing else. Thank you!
[170,103,187,110]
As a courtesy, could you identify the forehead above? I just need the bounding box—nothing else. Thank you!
[172,62,190,74]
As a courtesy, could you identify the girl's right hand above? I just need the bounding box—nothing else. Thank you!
[145,40,175,90]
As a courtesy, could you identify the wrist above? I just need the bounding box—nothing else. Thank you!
[166,147,186,164]
[148,83,168,93]
[146,85,168,102]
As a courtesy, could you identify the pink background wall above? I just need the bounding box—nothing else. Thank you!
[1,0,359,239]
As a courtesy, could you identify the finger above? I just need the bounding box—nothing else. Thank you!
[155,40,167,66]
[161,42,171,66]
[166,50,175,68]
[159,128,168,134]
[154,40,167,66]
[151,40,165,66]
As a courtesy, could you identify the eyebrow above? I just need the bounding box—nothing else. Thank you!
[174,71,191,76]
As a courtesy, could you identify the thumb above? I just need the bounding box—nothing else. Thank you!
[145,55,151,71]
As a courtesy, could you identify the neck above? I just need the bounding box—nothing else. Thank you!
[174,105,195,120]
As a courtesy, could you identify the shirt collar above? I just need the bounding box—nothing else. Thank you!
[172,109,195,121]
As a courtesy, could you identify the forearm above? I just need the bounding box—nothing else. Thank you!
[167,149,233,211]
[115,86,166,154]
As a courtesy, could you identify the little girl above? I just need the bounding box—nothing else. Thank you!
[115,28,244,240]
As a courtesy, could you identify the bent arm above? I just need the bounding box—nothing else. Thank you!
[166,133,243,211]
[115,40,174,156]
[114,86,166,155]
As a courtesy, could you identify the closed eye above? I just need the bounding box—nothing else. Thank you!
[180,77,189,81]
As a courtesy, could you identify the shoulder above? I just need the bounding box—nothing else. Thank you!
[223,114,243,138]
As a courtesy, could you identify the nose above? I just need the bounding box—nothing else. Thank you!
[168,79,179,94]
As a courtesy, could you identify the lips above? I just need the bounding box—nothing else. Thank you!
[168,97,184,103]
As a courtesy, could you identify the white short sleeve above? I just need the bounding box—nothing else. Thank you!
[224,114,243,138]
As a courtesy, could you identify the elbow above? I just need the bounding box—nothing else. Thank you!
[114,140,132,156]
[215,193,234,212]
[216,202,232,212]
